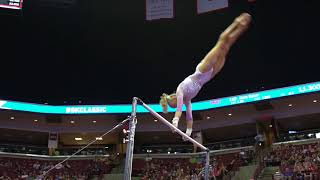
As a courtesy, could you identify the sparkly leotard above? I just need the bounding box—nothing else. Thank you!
[176,64,215,120]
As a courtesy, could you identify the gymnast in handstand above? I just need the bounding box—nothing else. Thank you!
[160,13,252,139]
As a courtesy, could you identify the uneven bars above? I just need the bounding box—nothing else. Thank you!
[139,100,209,151]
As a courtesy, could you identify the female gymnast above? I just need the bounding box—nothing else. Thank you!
[160,13,252,139]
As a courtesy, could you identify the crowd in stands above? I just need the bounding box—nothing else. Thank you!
[0,157,114,179]
[132,152,252,180]
[138,138,256,154]
[0,144,48,155]
[0,144,111,156]
[264,142,320,180]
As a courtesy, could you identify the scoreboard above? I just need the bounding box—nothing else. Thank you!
[0,0,23,9]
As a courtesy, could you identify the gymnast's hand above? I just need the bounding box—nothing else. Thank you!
[170,117,179,133]
[172,117,179,128]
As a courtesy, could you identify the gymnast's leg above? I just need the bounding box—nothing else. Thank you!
[198,13,252,74]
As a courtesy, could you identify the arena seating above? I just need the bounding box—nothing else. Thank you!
[0,157,113,179]
[264,142,320,180]
[132,152,246,179]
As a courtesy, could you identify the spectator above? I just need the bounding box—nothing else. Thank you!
[0,157,113,179]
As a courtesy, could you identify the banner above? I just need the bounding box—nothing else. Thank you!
[197,0,228,14]
[146,0,174,21]
[0,100,6,107]
[0,81,319,114]
[0,0,23,10]
[48,132,58,148]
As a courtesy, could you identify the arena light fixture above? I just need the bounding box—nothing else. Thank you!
[70,120,75,124]
[10,116,14,120]
[75,137,82,141]
[95,137,103,140]
[92,120,97,123]
[154,119,158,122]
[313,100,317,103]
[34,119,38,122]
[228,113,232,116]
[288,104,293,107]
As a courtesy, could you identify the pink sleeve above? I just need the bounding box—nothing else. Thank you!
[185,101,193,121]
[176,86,184,112]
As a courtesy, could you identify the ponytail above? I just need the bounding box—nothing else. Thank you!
[160,93,169,113]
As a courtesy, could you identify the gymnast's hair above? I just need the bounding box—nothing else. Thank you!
[160,93,177,113]
[160,93,169,113]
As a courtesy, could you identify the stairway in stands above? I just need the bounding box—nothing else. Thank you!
[101,159,139,180]
[257,166,279,180]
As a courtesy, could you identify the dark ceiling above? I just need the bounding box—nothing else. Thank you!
[0,0,319,105]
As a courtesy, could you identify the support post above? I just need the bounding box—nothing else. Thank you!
[124,97,138,180]
[204,150,210,180]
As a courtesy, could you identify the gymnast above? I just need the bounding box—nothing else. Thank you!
[160,13,252,140]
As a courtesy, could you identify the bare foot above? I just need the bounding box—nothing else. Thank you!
[236,13,252,28]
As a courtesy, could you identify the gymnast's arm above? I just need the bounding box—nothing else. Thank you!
[185,101,193,121]
[174,88,183,120]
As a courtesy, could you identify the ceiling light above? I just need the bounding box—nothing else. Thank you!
[288,104,293,107]
[75,137,82,141]
[228,113,232,116]
[96,137,103,140]
[34,119,38,122]
[93,120,97,123]
[269,125,273,128]
[10,117,14,120]
[154,119,158,122]
[313,100,317,103]
[206,116,211,119]
[70,120,75,124]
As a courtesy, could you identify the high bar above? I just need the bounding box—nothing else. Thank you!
[140,101,209,152]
